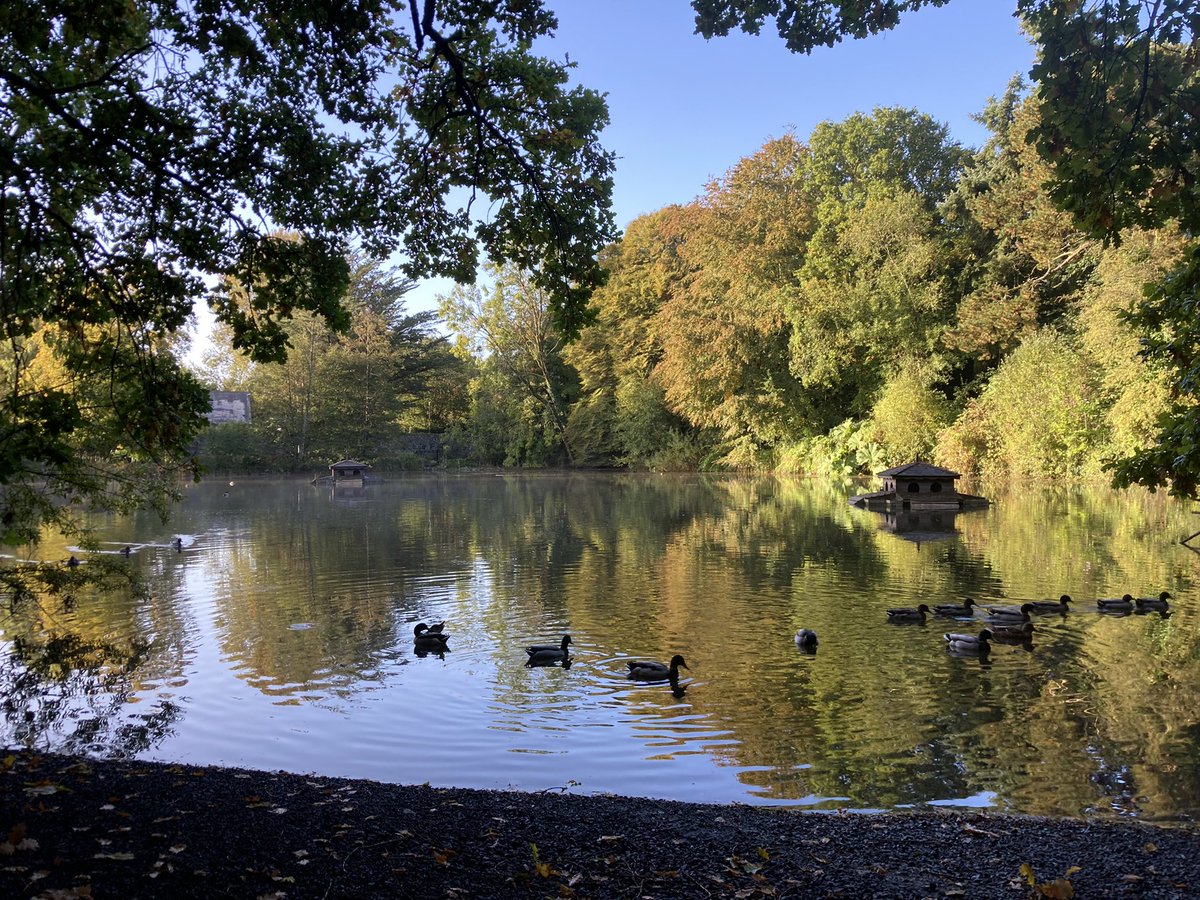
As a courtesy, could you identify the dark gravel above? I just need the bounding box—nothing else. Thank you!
[1,751,1196,898]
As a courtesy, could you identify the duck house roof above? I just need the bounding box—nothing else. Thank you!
[877,461,961,479]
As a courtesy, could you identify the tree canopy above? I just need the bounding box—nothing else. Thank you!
[691,0,1200,497]
[1,0,615,542]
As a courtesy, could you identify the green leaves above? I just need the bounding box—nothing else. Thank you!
[1,0,616,539]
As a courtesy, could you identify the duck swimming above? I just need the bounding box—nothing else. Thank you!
[943,629,993,654]
[989,621,1035,643]
[932,598,977,617]
[1135,591,1171,611]
[985,602,1034,618]
[414,622,449,644]
[525,634,571,666]
[794,629,818,652]
[1097,594,1135,613]
[886,604,930,623]
[627,654,688,682]
[1028,594,1072,613]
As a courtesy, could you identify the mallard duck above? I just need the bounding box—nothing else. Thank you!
[986,608,1032,625]
[886,604,930,623]
[425,621,447,634]
[944,629,992,654]
[932,598,978,617]
[414,622,449,644]
[985,602,1034,618]
[1028,594,1072,613]
[794,629,818,651]
[627,654,688,682]
[989,621,1035,643]
[525,634,571,666]
[1135,591,1171,611]
[1097,594,1135,613]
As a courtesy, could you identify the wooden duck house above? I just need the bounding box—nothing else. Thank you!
[849,461,988,511]
[329,459,371,486]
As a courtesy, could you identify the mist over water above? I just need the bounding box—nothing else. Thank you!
[4,474,1197,822]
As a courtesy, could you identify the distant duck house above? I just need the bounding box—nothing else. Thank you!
[849,462,988,511]
[329,459,371,487]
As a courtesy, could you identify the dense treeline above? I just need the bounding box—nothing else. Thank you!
[434,87,1186,479]
[195,257,470,472]
[200,87,1186,480]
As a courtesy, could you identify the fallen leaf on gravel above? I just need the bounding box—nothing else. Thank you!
[93,852,134,860]
[433,847,456,867]
[758,847,770,862]
[1123,875,1144,883]
[24,782,63,796]
[1036,878,1074,899]
[530,843,551,877]
[38,887,93,898]
[1145,843,1157,854]
[943,887,965,897]
[597,835,623,844]
[169,845,186,854]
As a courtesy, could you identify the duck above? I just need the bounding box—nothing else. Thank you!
[886,604,930,623]
[525,634,571,666]
[1135,591,1171,611]
[794,629,818,652]
[120,545,132,557]
[932,598,978,617]
[627,654,688,682]
[172,537,183,552]
[425,621,447,634]
[988,621,1035,643]
[67,555,80,568]
[413,622,450,645]
[985,602,1034,618]
[1097,594,1135,613]
[944,629,993,654]
[986,608,1032,625]
[1028,594,1072,613]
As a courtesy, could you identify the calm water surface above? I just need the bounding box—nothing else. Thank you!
[4,474,1199,822]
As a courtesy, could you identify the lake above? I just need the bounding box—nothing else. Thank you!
[3,474,1198,823]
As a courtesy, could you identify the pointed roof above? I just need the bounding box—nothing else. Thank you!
[330,459,370,469]
[878,461,960,479]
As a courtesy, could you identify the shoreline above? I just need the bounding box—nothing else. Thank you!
[2,751,1196,898]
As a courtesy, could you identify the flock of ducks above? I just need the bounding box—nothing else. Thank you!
[797,591,1175,657]
[412,622,690,691]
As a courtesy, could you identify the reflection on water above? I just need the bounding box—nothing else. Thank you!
[2,474,1199,821]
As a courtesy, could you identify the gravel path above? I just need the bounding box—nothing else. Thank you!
[1,751,1196,898]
